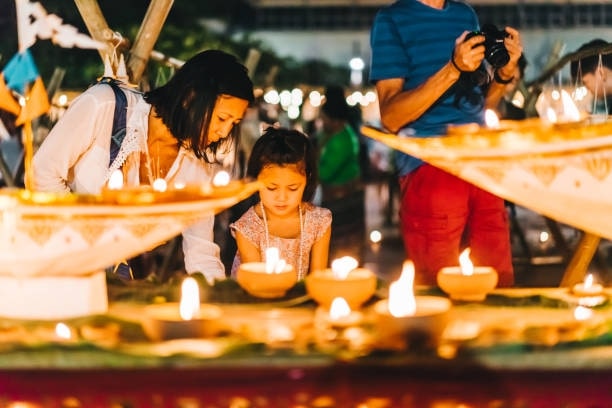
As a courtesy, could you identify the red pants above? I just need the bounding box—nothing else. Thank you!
[399,164,514,287]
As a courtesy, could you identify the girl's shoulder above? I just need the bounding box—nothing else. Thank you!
[303,202,332,221]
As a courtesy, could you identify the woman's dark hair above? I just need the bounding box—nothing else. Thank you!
[246,127,318,201]
[145,49,254,162]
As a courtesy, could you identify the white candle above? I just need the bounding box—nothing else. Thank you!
[572,274,604,297]
[179,277,200,320]
[212,170,231,186]
[317,297,363,328]
[331,256,358,280]
[108,169,124,190]
[459,248,474,276]
[265,247,280,273]
[484,109,500,128]
[152,178,168,192]
[388,260,417,317]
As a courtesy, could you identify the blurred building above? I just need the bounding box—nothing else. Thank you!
[220,0,612,83]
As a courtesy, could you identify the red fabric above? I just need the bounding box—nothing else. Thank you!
[0,367,609,407]
[399,164,514,286]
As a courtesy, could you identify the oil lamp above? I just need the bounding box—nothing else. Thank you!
[373,260,451,350]
[142,277,223,341]
[305,256,377,309]
[437,248,498,301]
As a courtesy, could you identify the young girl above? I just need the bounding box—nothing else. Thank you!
[230,127,332,280]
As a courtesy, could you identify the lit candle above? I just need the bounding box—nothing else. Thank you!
[108,169,124,190]
[484,108,500,129]
[437,248,498,302]
[236,254,297,299]
[331,256,359,280]
[459,248,474,276]
[179,277,200,320]
[572,274,604,297]
[388,260,417,317]
[305,259,376,310]
[55,322,73,340]
[373,260,451,350]
[152,177,168,192]
[142,277,222,341]
[212,170,231,186]
[324,297,363,328]
[265,247,285,273]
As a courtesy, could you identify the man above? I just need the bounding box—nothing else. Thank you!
[369,0,523,286]
[570,39,612,115]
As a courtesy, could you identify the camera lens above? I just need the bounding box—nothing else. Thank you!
[486,44,510,68]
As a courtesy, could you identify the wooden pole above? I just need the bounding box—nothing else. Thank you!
[127,0,174,84]
[73,0,115,62]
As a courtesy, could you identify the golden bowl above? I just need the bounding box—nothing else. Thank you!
[437,266,498,301]
[236,262,298,299]
[305,268,377,309]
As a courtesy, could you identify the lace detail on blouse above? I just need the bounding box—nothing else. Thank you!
[105,98,150,183]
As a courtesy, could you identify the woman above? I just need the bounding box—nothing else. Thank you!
[31,49,254,283]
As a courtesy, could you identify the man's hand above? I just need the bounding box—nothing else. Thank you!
[497,26,523,80]
[451,31,486,73]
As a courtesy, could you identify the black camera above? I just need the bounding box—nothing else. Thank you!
[465,24,509,69]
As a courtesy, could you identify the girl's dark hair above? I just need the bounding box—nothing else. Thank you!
[246,127,318,201]
[144,49,254,162]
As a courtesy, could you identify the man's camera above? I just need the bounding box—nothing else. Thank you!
[465,24,509,69]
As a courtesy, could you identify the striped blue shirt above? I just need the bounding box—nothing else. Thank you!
[370,0,486,175]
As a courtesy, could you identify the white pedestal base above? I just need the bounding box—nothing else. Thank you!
[0,272,108,320]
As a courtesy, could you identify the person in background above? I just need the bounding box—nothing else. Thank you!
[31,49,254,284]
[230,127,332,280]
[315,85,366,261]
[570,39,612,115]
[369,0,523,287]
[316,85,362,204]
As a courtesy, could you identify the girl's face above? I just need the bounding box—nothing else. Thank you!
[258,163,307,217]
[206,94,250,145]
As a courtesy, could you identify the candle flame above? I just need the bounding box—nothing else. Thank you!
[55,322,71,340]
[484,109,500,128]
[329,297,351,320]
[152,178,167,192]
[108,169,124,190]
[388,260,417,317]
[179,277,200,320]
[331,256,358,279]
[560,89,581,122]
[573,305,594,321]
[212,170,231,186]
[584,273,594,288]
[265,247,280,273]
[459,248,474,276]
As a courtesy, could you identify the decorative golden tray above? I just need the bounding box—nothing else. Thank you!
[362,118,612,240]
[0,180,261,278]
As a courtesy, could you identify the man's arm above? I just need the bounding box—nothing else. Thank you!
[376,32,485,133]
